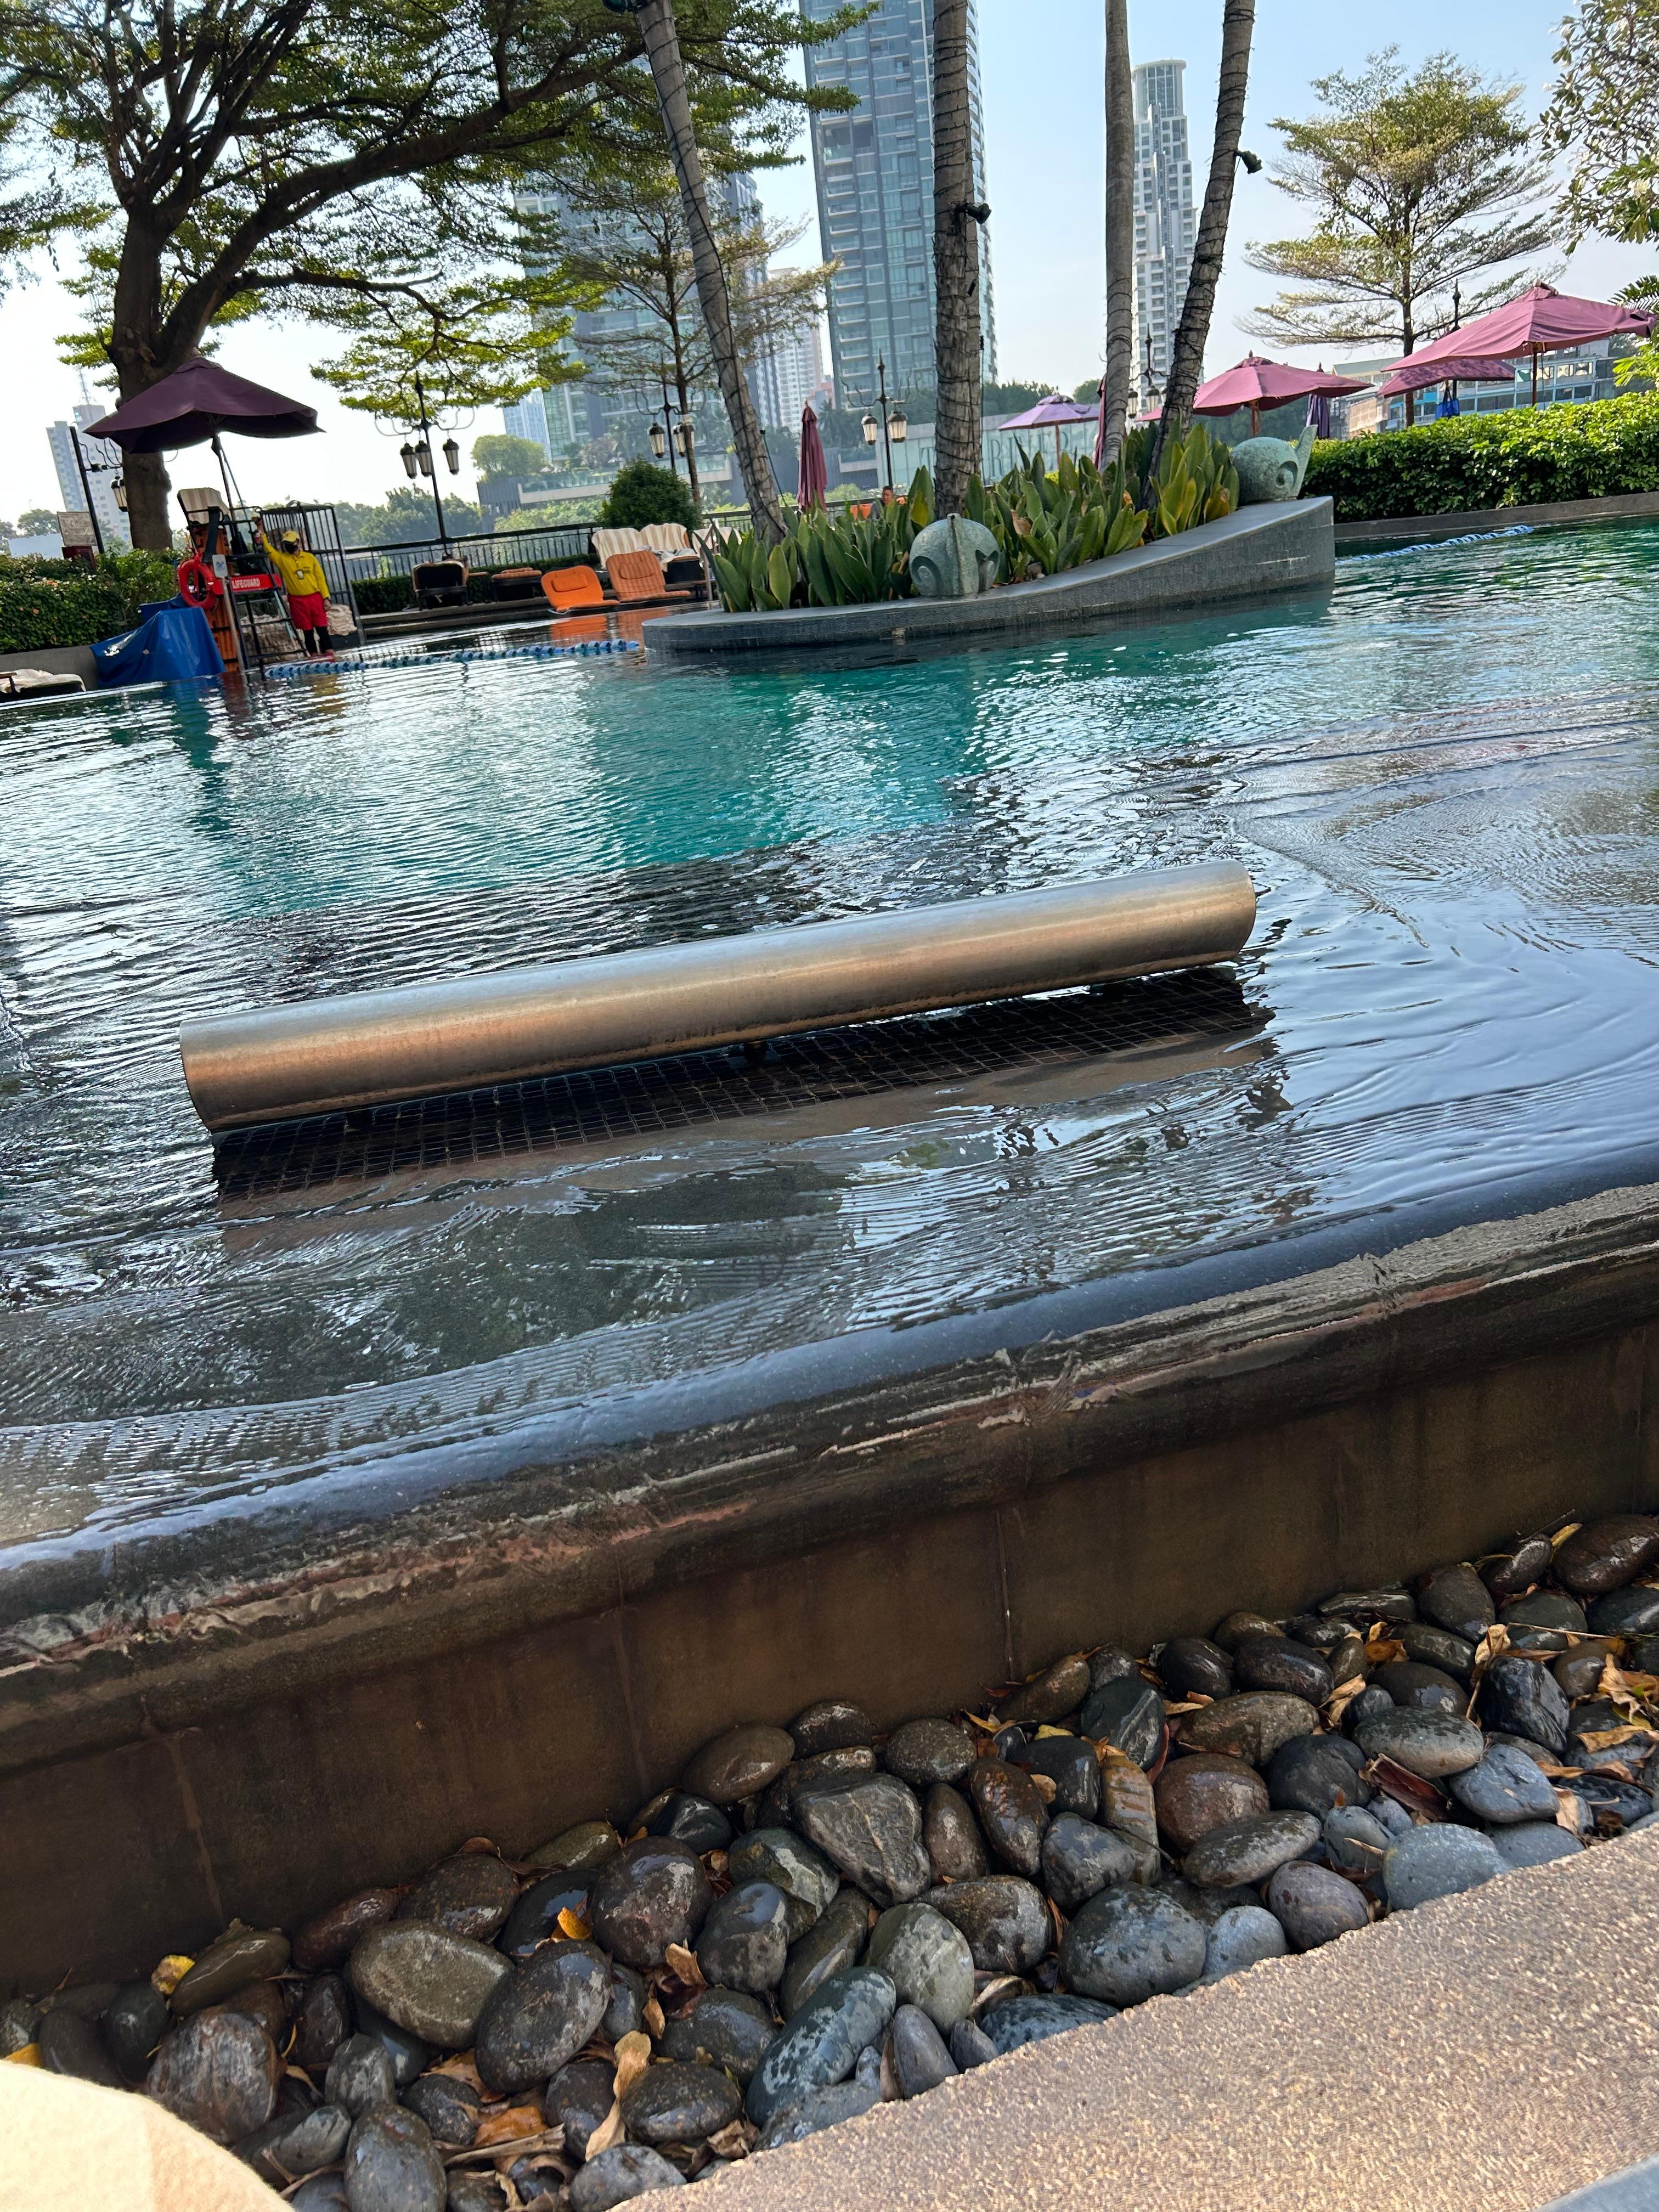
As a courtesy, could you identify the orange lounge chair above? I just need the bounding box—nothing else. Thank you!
[606,549,692,607]
[542,564,605,612]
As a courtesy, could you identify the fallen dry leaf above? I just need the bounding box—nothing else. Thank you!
[962,1712,1001,1734]
[458,1837,500,1857]
[2,2044,40,2067]
[473,2104,548,2149]
[430,2052,486,2091]
[1361,1755,1448,1821]
[664,1945,705,1990]
[1555,1788,1583,1833]
[584,2101,625,2160]
[1363,1635,1406,1668]
[1324,1677,1370,1726]
[643,1996,666,2039]
[706,1851,729,1878]
[705,2119,754,2161]
[1033,1724,1072,1739]
[556,1907,591,1940]
[612,2030,652,2101]
[968,1975,1025,2017]
[150,1954,193,1997]
[1577,1724,1655,1752]
[1551,1522,1583,1550]
[1028,1771,1057,1804]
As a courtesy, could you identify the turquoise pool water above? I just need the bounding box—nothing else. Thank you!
[3,521,1659,1550]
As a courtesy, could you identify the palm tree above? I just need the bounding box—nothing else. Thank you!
[1100,0,1135,462]
[1149,0,1256,470]
[616,0,786,544]
[931,0,986,515]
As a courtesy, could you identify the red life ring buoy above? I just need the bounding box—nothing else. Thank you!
[176,557,218,606]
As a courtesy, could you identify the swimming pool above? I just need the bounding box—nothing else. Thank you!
[3,521,1659,1562]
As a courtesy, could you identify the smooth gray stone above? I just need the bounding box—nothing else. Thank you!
[1021,1734,1102,1819]
[394,1858,517,1946]
[402,2074,479,2148]
[1488,1821,1584,1870]
[1397,1622,1477,1682]
[1480,1654,1572,1754]
[694,1881,791,1995]
[780,1886,872,2018]
[1088,1645,1140,1690]
[969,1758,1048,1878]
[1211,1611,1283,1651]
[746,1966,896,2125]
[1160,1877,1263,1926]
[1480,1537,1555,1604]
[295,1974,352,2074]
[1417,1565,1495,1643]
[979,1994,1115,2053]
[542,2058,616,2160]
[923,1783,988,1883]
[659,1987,777,2084]
[103,1980,169,2083]
[601,1963,647,2044]
[681,1723,795,1805]
[39,2006,124,2088]
[0,2000,40,2056]
[853,2042,883,2092]
[149,2011,279,2144]
[349,1924,511,2047]
[1264,1862,1369,1949]
[1318,1588,1414,1623]
[1231,1635,1334,1705]
[1353,1707,1485,1778]
[326,2034,398,2119]
[1077,1677,1164,1767]
[1588,1586,1659,1637]
[1157,1635,1234,1701]
[998,1653,1093,1727]
[241,2103,352,2185]
[472,1942,612,2096]
[1059,1884,1206,2006]
[171,1929,291,2016]
[727,1830,840,1940]
[1178,1692,1320,1766]
[1368,1794,1413,1837]
[926,1876,1051,1975]
[1554,1515,1659,1597]
[1488,1731,1564,1770]
[642,1792,732,1857]
[890,2004,957,2096]
[589,1839,713,1970]
[292,2180,352,2212]
[948,2017,998,2070]
[569,2146,686,2209]
[526,1821,620,1876]
[789,1700,875,1757]
[1343,1685,1395,1734]
[795,1776,930,1907]
[1370,1661,1464,1713]
[1265,1734,1371,1817]
[620,2058,741,2147]
[752,2080,879,2151]
[1501,1591,1589,1634]
[496,1874,591,1963]
[343,2106,445,2212]
[1199,1905,1286,1982]
[1448,1743,1561,1825]
[1323,1804,1393,1880]
[883,1718,975,1788]
[1183,1810,1320,1888]
[864,1902,975,2031]
[353,2002,430,2092]
[1384,1825,1503,1909]
[1042,1812,1139,1914]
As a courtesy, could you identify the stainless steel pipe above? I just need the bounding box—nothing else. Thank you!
[180,864,1257,1133]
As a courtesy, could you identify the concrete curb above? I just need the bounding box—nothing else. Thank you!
[1335,487,1659,547]
[704,1832,1659,2212]
[644,501,1334,655]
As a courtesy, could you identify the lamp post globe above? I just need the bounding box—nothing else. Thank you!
[399,441,418,479]
[442,435,461,476]
[888,404,908,444]
[861,410,879,447]
[648,420,667,460]
[674,419,693,457]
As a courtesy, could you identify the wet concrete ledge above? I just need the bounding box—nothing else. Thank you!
[644,500,1334,655]
[3,1176,1659,1980]
[701,1832,1659,2212]
[1335,486,1659,548]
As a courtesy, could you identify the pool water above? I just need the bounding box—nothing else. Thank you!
[4,521,1659,1553]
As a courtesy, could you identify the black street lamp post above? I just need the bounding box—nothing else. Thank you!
[400,372,461,553]
[860,356,909,493]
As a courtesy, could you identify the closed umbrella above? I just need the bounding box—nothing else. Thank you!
[798,403,828,511]
[1383,284,1654,406]
[1192,354,1369,438]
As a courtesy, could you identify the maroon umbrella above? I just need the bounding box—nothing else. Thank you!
[798,402,829,511]
[84,357,319,453]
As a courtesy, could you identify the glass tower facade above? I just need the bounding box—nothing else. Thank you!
[803,0,995,410]
[1132,59,1195,405]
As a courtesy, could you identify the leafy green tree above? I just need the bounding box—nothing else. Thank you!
[18,507,58,534]
[597,455,697,528]
[1245,50,1556,410]
[1612,276,1659,390]
[4,0,852,548]
[472,435,552,481]
[1543,0,1659,248]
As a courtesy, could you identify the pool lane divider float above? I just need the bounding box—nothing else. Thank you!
[179,866,1258,1135]
[261,637,641,679]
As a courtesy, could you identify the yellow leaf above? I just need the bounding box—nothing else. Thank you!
[1028,1771,1057,1803]
[664,1944,705,1989]
[612,2031,652,2101]
[643,1996,665,2039]
[1033,1725,1071,1739]
[1551,1522,1583,1550]
[1578,1724,1654,1751]
[150,1955,193,1997]
[3,2045,40,2067]
[556,1908,591,1940]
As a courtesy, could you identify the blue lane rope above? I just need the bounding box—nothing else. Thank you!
[261,637,643,679]
[1356,524,1538,559]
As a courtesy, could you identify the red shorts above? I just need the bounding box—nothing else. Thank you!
[287,591,328,629]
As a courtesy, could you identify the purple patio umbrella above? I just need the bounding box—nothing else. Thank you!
[84,356,319,452]
[798,403,828,511]
[998,392,1098,463]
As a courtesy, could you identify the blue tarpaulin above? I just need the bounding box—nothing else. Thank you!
[92,600,223,687]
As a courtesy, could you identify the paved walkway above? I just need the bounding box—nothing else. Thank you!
[709,1833,1659,2212]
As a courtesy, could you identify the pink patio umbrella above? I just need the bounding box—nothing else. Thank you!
[1384,284,1654,405]
[1192,354,1369,438]
[798,402,828,511]
[1375,356,1517,398]
[998,392,1098,464]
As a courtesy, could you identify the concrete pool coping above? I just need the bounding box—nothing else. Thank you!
[1335,486,1659,548]
[4,1162,1659,1978]
[642,499,1334,654]
[700,1830,1659,2212]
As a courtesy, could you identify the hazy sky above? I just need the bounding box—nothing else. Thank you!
[1,0,1650,521]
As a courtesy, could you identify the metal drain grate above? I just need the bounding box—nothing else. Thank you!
[213,969,1259,1199]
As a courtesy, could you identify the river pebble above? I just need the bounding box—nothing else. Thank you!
[882,1717,975,1787]
[1265,1862,1370,1949]
[473,1942,613,2095]
[695,1880,792,1994]
[794,1775,930,1905]
[1199,1904,1287,1981]
[745,1966,895,2125]
[148,2008,279,2142]
[1060,1884,1205,2005]
[589,1839,712,1968]
[569,2145,686,2208]
[890,2002,957,2094]
[620,2058,740,2145]
[864,1901,975,2029]
[1383,1826,1503,1909]
[348,1923,510,2047]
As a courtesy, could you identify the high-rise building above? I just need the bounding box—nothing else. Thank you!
[752,304,833,431]
[802,0,995,412]
[1131,59,1196,406]
[46,404,131,549]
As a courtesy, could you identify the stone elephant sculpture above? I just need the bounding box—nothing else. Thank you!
[1231,422,1316,504]
[909,515,1002,599]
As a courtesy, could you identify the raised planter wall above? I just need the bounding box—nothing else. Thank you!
[3,1180,1658,1984]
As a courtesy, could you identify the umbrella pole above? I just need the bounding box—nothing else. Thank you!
[1531,346,1539,407]
[1250,402,1260,438]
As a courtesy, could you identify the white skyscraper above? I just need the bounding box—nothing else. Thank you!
[1132,59,1196,407]
[46,403,131,550]
[752,304,833,431]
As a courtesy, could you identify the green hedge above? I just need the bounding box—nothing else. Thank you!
[1305,392,1659,520]
[0,550,179,653]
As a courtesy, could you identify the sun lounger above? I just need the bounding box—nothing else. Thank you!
[590,527,650,571]
[605,550,692,607]
[411,558,469,609]
[542,565,606,612]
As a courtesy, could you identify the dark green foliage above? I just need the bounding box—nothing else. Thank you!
[0,549,181,651]
[596,460,698,531]
[1304,393,1659,518]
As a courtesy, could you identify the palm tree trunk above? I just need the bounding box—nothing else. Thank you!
[1148,0,1255,477]
[932,0,981,515]
[630,0,784,544]
[1101,0,1135,463]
